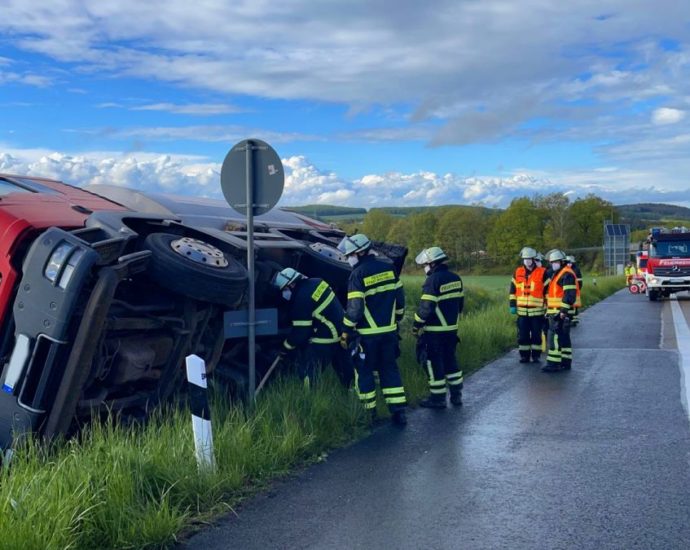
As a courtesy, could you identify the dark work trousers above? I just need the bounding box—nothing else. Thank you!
[296,344,354,387]
[424,332,463,401]
[546,315,572,369]
[357,332,407,412]
[517,315,543,360]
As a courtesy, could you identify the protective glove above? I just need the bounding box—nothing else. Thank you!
[411,325,424,338]
[509,306,517,315]
[339,332,350,350]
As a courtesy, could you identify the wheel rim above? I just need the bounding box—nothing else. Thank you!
[170,237,229,268]
[630,284,639,294]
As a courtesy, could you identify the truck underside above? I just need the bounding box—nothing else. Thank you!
[0,180,407,449]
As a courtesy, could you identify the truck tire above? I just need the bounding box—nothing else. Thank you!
[297,242,351,297]
[143,232,247,306]
[648,289,659,302]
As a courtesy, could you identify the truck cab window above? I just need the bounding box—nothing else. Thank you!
[0,179,33,197]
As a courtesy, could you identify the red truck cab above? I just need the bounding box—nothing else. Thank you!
[644,226,690,301]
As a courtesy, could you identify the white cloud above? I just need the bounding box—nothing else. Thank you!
[652,107,686,125]
[2,0,690,147]
[131,103,245,115]
[6,148,688,209]
[70,125,323,144]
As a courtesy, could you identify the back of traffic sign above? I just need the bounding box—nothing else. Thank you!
[220,139,284,216]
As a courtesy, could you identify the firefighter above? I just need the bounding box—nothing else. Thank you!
[543,250,577,372]
[534,252,549,349]
[509,247,549,363]
[412,247,464,408]
[337,234,408,425]
[624,262,635,286]
[273,268,353,387]
[566,255,583,326]
[535,252,545,269]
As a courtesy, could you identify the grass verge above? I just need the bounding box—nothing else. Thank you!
[0,276,625,549]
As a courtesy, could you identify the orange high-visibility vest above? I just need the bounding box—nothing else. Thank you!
[547,266,577,314]
[513,266,546,316]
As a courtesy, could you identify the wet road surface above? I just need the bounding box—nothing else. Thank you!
[182,291,690,550]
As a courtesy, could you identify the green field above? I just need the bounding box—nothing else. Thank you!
[403,273,602,295]
[403,274,509,293]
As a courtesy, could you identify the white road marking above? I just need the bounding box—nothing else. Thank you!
[670,297,690,421]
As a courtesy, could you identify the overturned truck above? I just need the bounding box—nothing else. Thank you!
[0,174,406,449]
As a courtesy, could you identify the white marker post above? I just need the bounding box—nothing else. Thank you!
[185,354,215,472]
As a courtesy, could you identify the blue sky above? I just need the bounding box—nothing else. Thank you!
[1,0,689,208]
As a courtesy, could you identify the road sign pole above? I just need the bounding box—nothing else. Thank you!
[245,141,256,404]
[220,137,284,404]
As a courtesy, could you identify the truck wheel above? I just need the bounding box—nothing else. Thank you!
[648,289,659,302]
[629,283,640,294]
[143,233,248,306]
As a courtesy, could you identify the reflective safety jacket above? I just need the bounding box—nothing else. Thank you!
[344,254,405,337]
[570,263,583,308]
[509,265,548,316]
[546,266,577,315]
[283,277,344,351]
[413,264,464,333]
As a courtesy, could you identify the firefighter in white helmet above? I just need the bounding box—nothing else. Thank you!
[337,234,408,425]
[272,267,352,387]
[543,250,577,372]
[509,247,549,363]
[565,254,582,326]
[412,246,464,408]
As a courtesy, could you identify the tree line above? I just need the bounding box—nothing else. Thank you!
[339,193,619,273]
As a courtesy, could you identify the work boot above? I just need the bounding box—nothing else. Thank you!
[369,409,378,423]
[541,363,562,373]
[531,353,541,363]
[391,409,407,426]
[449,390,463,407]
[561,360,572,370]
[419,395,447,409]
[519,355,531,363]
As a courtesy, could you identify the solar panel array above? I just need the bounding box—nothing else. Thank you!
[604,224,629,237]
[603,223,631,274]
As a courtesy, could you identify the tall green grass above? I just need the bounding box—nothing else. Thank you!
[0,276,624,549]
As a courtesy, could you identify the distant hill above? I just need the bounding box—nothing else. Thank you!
[374,205,497,217]
[283,203,497,223]
[283,205,367,222]
[616,203,690,230]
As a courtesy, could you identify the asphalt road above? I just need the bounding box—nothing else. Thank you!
[182,290,690,550]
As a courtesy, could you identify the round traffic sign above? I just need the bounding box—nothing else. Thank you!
[220,139,285,216]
